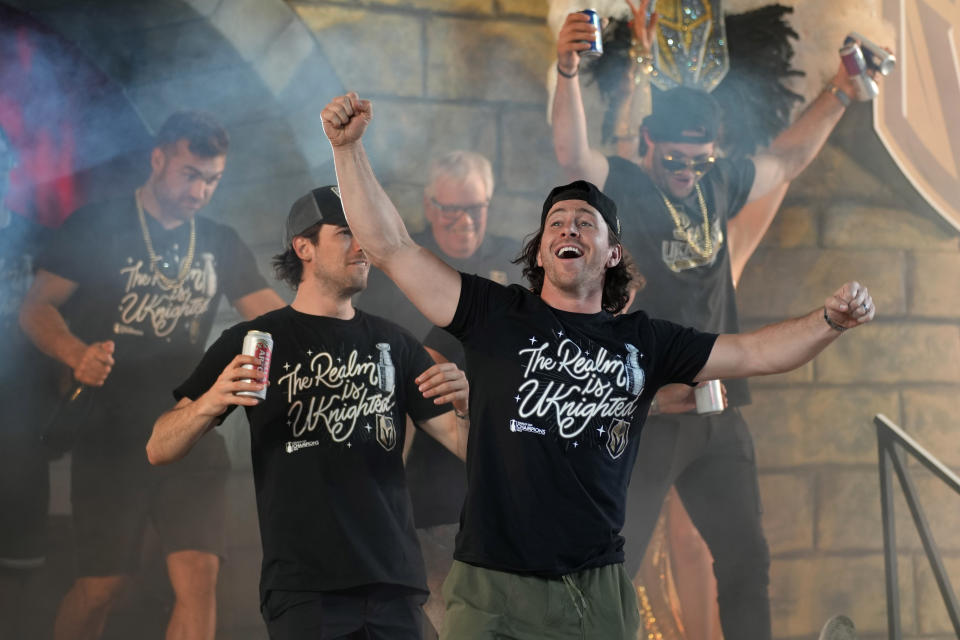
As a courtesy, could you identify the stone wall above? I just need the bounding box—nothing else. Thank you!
[8,0,958,637]
[290,0,561,237]
[741,110,960,639]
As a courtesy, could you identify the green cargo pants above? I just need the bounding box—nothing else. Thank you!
[440,560,641,639]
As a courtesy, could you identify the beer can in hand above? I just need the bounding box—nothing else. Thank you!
[839,43,879,101]
[695,379,724,416]
[580,8,603,57]
[846,32,895,76]
[238,330,273,401]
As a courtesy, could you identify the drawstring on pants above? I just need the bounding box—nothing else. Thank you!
[561,573,588,618]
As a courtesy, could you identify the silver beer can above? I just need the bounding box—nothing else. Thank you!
[695,379,724,415]
[846,32,895,76]
[580,8,603,57]
[238,330,273,401]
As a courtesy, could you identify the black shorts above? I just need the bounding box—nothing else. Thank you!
[262,587,426,640]
[0,432,49,570]
[71,450,228,577]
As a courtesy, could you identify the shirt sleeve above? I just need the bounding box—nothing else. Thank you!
[36,205,98,285]
[423,325,466,369]
[445,272,522,346]
[173,324,246,420]
[719,157,757,222]
[648,318,719,388]
[215,224,271,303]
[400,330,452,425]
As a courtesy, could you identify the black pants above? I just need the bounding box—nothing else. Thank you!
[263,588,426,640]
[622,409,771,640]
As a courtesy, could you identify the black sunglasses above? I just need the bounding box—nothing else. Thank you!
[660,154,716,176]
[430,197,488,221]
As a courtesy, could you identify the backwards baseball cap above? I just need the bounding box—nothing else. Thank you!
[540,180,620,237]
[642,86,722,144]
[284,185,348,246]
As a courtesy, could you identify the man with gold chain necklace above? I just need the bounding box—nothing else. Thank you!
[20,111,285,640]
[552,3,886,639]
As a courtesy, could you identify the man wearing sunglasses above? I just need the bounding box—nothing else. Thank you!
[552,8,886,640]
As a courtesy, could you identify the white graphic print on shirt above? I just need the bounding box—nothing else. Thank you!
[277,343,398,452]
[116,252,218,340]
[516,332,644,459]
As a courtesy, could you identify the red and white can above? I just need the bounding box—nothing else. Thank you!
[238,330,273,401]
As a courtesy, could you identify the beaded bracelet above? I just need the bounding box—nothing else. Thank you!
[823,307,847,332]
[556,63,578,79]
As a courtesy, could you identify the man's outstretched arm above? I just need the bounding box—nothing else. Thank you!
[322,93,462,329]
[696,281,875,382]
[749,43,888,202]
[551,11,611,186]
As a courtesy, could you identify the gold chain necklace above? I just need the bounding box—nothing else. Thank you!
[657,183,715,260]
[135,188,196,289]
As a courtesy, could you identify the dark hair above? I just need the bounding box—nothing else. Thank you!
[272,223,322,289]
[155,110,229,157]
[513,227,633,314]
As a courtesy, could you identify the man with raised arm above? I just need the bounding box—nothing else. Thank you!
[148,186,470,639]
[321,92,875,639]
[552,6,888,638]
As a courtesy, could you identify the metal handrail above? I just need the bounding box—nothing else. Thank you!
[874,413,960,639]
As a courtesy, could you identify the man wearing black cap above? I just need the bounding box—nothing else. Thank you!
[551,11,888,639]
[147,186,470,640]
[320,91,875,639]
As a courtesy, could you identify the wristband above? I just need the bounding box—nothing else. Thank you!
[455,409,469,420]
[556,63,578,79]
[827,82,851,107]
[823,307,847,332]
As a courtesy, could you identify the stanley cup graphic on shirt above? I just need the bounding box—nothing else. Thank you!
[375,343,395,394]
[623,343,644,396]
[200,252,217,298]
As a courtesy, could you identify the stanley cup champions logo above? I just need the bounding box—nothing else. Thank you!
[876,0,960,231]
[375,343,397,450]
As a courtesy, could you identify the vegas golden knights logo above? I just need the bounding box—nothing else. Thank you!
[877,0,960,231]
[376,414,397,451]
[606,419,630,460]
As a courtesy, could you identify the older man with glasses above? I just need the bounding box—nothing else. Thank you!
[355,149,524,636]
[357,150,521,342]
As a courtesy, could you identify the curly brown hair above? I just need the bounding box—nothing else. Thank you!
[512,227,634,314]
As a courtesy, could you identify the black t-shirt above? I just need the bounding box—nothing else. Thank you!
[174,306,448,602]
[359,229,524,529]
[605,156,755,406]
[0,214,56,434]
[37,196,269,450]
[408,324,468,529]
[448,274,716,576]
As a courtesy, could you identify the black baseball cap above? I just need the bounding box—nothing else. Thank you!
[284,185,348,246]
[540,180,620,237]
[642,86,722,144]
